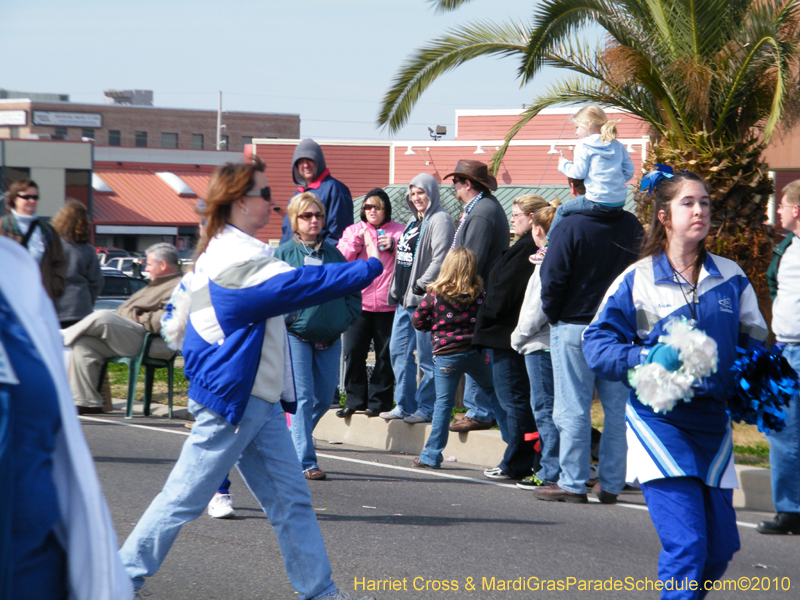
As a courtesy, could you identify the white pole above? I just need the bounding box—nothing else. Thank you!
[216,91,222,151]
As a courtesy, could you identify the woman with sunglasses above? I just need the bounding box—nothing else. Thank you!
[336,190,404,418]
[120,159,380,600]
[276,192,364,481]
[1,178,66,301]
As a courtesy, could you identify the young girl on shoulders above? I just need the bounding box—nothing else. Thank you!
[410,247,499,469]
[550,104,635,237]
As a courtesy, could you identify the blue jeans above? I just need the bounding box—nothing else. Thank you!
[525,350,559,483]
[288,335,342,472]
[119,399,337,600]
[463,375,494,423]
[551,322,628,495]
[642,478,739,600]
[388,306,435,419]
[420,350,498,467]
[493,348,537,478]
[548,195,623,240]
[766,344,800,514]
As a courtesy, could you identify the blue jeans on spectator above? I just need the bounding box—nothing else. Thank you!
[419,350,498,467]
[548,195,623,240]
[525,350,559,483]
[119,399,338,600]
[492,348,538,478]
[288,335,342,472]
[766,344,800,514]
[551,322,628,495]
[463,375,494,423]
[388,306,435,419]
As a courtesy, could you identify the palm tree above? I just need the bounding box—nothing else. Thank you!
[378,0,800,315]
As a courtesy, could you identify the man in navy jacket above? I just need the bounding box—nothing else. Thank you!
[280,139,353,244]
[535,196,642,503]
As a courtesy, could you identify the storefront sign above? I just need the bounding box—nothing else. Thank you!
[33,111,102,127]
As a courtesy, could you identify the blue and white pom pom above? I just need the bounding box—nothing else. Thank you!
[728,345,799,433]
[629,318,718,413]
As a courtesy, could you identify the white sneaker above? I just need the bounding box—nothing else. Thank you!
[379,407,405,420]
[207,493,235,519]
[483,466,511,480]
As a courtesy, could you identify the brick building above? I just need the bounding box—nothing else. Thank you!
[0,96,299,152]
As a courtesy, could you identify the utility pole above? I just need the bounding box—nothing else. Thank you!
[216,91,223,150]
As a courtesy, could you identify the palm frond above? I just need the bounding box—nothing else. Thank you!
[428,0,480,13]
[376,20,529,132]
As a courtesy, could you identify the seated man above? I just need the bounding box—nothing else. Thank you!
[64,243,183,414]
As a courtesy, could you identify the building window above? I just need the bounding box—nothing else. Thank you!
[82,128,95,140]
[161,132,179,149]
[220,135,229,150]
[192,134,204,150]
[109,130,121,146]
[54,126,68,140]
[135,131,148,147]
[242,136,253,146]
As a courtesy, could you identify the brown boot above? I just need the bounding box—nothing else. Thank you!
[449,417,492,432]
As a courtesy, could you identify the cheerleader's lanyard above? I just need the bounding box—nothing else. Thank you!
[670,264,699,322]
[451,192,484,250]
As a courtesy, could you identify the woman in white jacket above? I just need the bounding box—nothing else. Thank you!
[511,203,559,491]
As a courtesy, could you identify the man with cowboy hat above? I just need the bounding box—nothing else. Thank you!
[444,160,510,436]
[444,160,508,280]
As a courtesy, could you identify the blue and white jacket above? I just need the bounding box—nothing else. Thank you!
[583,252,767,487]
[182,225,381,425]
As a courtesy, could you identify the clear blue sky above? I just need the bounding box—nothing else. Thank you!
[1,1,562,141]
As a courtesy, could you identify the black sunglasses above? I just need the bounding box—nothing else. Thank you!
[17,194,40,201]
[247,186,271,201]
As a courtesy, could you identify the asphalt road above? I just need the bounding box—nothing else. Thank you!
[81,413,799,600]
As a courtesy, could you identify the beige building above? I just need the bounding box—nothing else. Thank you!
[0,97,299,152]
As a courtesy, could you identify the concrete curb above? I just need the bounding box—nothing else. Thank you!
[124,400,775,513]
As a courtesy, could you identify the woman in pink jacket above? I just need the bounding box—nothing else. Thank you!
[336,189,404,417]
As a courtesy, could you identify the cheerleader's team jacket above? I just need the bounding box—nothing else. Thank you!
[582,252,767,487]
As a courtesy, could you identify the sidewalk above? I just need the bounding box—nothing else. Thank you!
[121,400,775,513]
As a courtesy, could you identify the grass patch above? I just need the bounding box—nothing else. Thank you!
[108,356,190,407]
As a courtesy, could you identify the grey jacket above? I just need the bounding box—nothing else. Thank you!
[54,241,103,323]
[453,193,509,281]
[388,174,455,309]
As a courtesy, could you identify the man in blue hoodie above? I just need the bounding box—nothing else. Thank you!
[280,139,353,244]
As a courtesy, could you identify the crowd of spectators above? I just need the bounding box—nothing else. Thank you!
[4,119,799,600]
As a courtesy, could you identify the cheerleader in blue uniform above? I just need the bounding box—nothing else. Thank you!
[582,171,767,599]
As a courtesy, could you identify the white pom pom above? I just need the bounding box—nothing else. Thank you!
[629,317,718,414]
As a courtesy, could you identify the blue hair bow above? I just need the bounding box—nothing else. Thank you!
[640,164,674,196]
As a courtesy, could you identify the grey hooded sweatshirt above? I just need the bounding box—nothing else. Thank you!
[387,173,455,309]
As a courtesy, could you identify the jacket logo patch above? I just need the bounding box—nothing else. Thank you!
[719,298,733,313]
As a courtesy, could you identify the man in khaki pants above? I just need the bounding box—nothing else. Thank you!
[64,243,182,414]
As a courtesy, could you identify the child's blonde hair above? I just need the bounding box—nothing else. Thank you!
[573,104,619,142]
[428,247,483,303]
[531,201,561,235]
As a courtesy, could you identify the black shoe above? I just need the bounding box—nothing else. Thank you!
[757,513,800,535]
[336,407,356,418]
[364,408,380,417]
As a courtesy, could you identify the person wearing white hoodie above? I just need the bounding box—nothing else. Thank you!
[551,104,635,237]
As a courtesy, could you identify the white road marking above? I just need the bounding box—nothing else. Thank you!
[79,416,763,529]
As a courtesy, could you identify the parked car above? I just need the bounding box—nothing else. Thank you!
[94,270,148,311]
[95,247,131,265]
[105,256,146,279]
